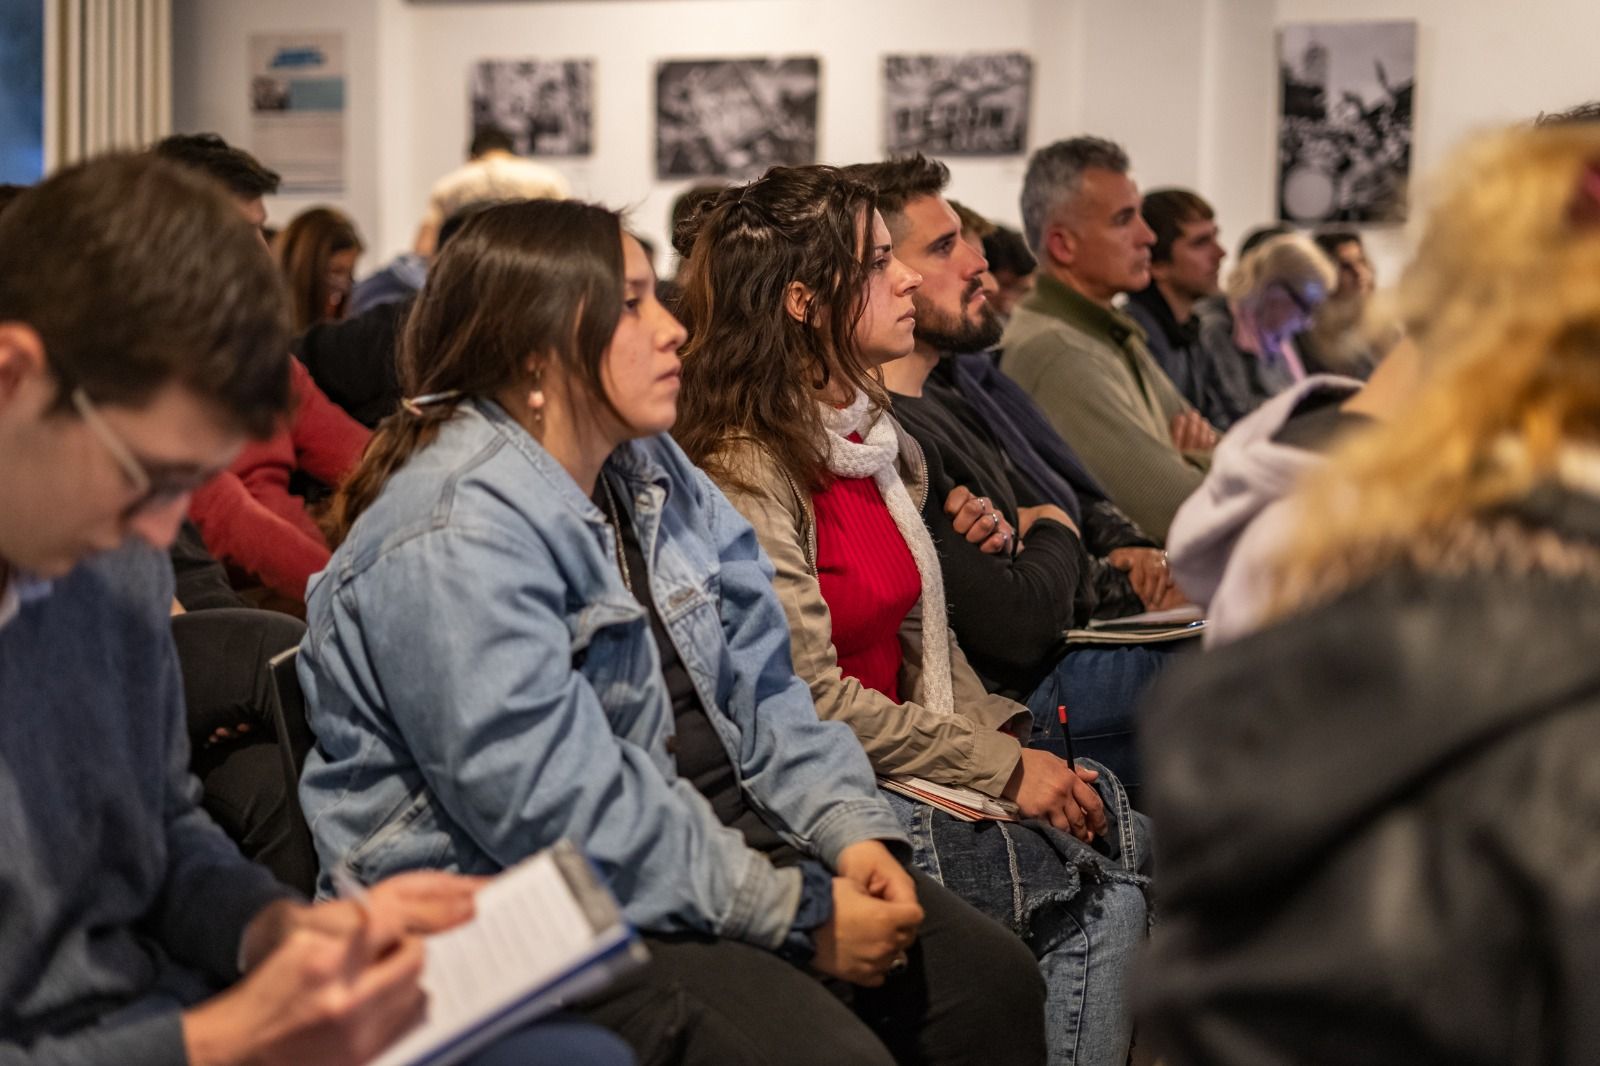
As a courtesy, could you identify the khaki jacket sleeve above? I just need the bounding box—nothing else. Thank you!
[1011,329,1207,543]
[711,453,1024,797]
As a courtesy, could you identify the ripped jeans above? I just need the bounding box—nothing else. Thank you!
[881,760,1152,1066]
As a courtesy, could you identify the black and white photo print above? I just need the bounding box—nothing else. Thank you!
[655,57,820,180]
[1278,20,1415,224]
[471,58,594,157]
[883,52,1032,156]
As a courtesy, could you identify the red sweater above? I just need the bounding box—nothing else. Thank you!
[812,465,921,701]
[188,358,369,602]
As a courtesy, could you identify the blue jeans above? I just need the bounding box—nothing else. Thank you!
[1025,643,1185,805]
[882,773,1151,1066]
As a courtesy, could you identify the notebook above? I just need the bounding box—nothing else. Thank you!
[1065,604,1206,645]
[879,776,1021,822]
[369,840,645,1066]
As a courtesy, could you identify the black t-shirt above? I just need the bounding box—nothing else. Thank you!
[595,476,800,867]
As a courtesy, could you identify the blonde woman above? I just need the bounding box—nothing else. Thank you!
[1137,123,1600,1065]
[1193,232,1338,427]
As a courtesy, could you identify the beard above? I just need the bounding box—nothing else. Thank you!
[913,282,1005,355]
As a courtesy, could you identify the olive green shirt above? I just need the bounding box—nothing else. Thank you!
[1000,274,1211,542]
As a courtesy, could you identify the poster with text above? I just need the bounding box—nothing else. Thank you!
[656,57,819,180]
[250,32,346,194]
[883,53,1032,157]
[471,59,593,157]
[1278,20,1415,224]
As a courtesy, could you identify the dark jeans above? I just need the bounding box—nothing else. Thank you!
[171,607,316,895]
[575,869,1046,1066]
[1024,642,1187,808]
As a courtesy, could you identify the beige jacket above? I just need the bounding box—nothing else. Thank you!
[709,418,1028,797]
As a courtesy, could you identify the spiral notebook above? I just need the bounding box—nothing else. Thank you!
[369,840,645,1066]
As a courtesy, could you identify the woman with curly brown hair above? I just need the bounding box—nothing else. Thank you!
[674,165,1149,1066]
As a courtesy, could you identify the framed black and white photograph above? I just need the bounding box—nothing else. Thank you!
[882,53,1032,157]
[471,58,594,157]
[1277,20,1415,225]
[655,57,820,180]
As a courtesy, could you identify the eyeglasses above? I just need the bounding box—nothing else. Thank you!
[1275,281,1319,317]
[71,387,220,515]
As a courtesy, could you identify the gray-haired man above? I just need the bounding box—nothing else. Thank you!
[1000,136,1216,543]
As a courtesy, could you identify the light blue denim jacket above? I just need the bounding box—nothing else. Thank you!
[298,399,907,948]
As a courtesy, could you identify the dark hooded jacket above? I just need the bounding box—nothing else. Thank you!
[1136,486,1600,1066]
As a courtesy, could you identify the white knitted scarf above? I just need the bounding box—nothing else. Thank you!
[820,391,954,716]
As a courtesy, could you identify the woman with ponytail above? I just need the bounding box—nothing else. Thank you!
[299,198,1047,1065]
[673,165,1149,1066]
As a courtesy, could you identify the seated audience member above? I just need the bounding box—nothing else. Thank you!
[297,203,500,428]
[674,166,1149,1066]
[157,134,370,607]
[1298,229,1388,379]
[298,199,1047,1066]
[1002,137,1216,542]
[983,223,1037,325]
[846,155,1181,793]
[1123,189,1235,426]
[412,124,569,255]
[1165,342,1420,646]
[0,155,313,896]
[1137,123,1600,1066]
[186,353,367,608]
[1192,232,1338,424]
[0,152,631,1066]
[276,206,363,333]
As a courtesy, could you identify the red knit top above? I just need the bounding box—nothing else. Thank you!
[188,357,370,603]
[812,451,921,701]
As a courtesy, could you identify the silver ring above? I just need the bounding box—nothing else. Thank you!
[989,512,1001,532]
[889,952,909,973]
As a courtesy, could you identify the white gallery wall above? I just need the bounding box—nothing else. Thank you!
[172,0,1276,268]
[171,0,1598,286]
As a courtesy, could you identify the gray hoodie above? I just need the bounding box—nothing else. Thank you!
[1166,375,1363,646]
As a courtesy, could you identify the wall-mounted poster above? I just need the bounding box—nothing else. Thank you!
[883,53,1032,157]
[1278,20,1415,225]
[471,59,593,157]
[656,58,819,180]
[250,32,346,194]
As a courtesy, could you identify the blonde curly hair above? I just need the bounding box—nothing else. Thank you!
[1267,123,1600,616]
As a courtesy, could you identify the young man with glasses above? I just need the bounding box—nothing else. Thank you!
[0,155,629,1066]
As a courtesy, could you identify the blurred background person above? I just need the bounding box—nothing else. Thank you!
[275,205,364,333]
[1194,232,1337,428]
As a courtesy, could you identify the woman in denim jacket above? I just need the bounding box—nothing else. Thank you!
[672,168,1150,1066]
[297,199,1046,1065]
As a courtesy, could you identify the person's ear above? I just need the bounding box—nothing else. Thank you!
[1044,222,1076,270]
[784,281,814,325]
[0,323,48,409]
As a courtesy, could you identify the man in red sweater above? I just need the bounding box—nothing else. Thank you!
[155,134,370,604]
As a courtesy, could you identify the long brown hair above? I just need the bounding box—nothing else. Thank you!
[672,165,886,492]
[330,199,625,541]
[275,206,363,332]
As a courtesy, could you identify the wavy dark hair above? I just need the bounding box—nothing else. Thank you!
[330,199,624,540]
[673,165,885,492]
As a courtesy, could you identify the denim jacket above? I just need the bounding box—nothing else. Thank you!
[298,399,907,949]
